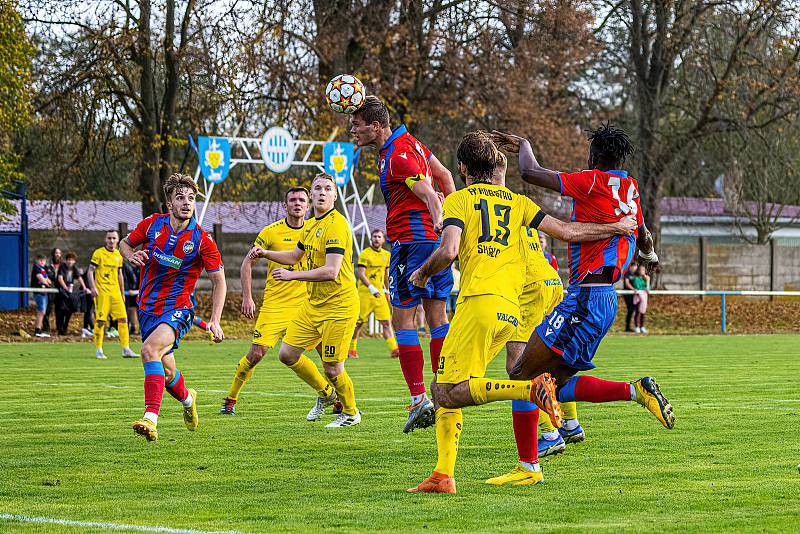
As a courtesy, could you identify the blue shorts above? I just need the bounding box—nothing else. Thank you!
[389,241,454,308]
[33,293,48,313]
[534,285,617,371]
[139,308,194,352]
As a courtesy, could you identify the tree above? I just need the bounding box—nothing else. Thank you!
[0,0,34,217]
[596,0,800,245]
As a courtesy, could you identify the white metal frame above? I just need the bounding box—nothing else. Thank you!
[192,136,371,253]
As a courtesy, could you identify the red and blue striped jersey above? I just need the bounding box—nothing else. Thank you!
[558,169,643,287]
[124,213,223,314]
[378,125,438,243]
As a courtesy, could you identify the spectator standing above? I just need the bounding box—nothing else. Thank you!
[122,258,140,335]
[56,252,88,335]
[43,247,62,334]
[632,264,650,334]
[30,254,52,338]
[622,263,638,332]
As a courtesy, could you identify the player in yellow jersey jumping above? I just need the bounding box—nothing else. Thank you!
[407,133,636,493]
[220,187,310,415]
[249,173,361,428]
[87,230,138,359]
[349,228,399,359]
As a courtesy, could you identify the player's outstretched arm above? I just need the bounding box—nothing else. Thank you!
[273,252,344,283]
[491,131,561,192]
[249,245,304,266]
[410,226,460,288]
[538,214,637,243]
[207,269,226,343]
[429,155,456,197]
[240,254,257,319]
[636,224,659,273]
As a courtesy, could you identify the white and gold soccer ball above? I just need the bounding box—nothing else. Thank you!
[325,74,366,114]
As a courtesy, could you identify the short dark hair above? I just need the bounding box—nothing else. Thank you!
[65,251,78,261]
[163,173,199,200]
[284,186,309,203]
[587,123,635,168]
[457,131,499,184]
[106,229,119,237]
[35,253,46,261]
[353,95,390,128]
[371,228,385,236]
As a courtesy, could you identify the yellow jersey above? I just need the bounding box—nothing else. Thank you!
[521,227,560,286]
[89,247,123,295]
[297,208,358,313]
[254,218,307,308]
[356,246,390,291]
[441,183,544,305]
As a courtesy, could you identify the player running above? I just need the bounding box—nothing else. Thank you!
[349,228,399,359]
[87,229,138,359]
[120,173,226,442]
[407,132,636,493]
[248,173,361,428]
[350,96,456,432]
[219,187,310,415]
[491,125,674,466]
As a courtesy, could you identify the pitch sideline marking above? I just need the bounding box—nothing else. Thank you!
[0,513,243,534]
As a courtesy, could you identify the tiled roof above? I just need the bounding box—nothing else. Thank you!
[0,200,387,234]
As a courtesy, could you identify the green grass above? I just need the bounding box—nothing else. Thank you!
[1,335,799,533]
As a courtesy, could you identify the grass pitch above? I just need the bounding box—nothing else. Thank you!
[1,334,799,533]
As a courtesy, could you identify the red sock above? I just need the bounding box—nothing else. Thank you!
[573,375,631,403]
[144,374,165,415]
[166,370,189,402]
[398,346,425,396]
[512,408,539,463]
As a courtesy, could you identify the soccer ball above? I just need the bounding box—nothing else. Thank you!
[325,74,366,114]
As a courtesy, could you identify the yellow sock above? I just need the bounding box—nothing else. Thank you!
[468,377,531,405]
[227,355,256,400]
[94,324,104,350]
[538,409,556,433]
[385,336,398,351]
[288,355,330,396]
[118,322,130,349]
[561,401,578,420]
[329,369,357,415]
[433,408,462,477]
[350,338,358,352]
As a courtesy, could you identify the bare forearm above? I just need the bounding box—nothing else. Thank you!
[87,270,96,290]
[119,240,134,261]
[563,222,626,242]
[356,268,371,287]
[266,249,302,265]
[637,227,655,254]
[418,248,454,280]
[210,275,227,323]
[293,265,340,282]
[421,192,442,225]
[240,259,254,300]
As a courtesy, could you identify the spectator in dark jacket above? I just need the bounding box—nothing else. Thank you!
[122,259,140,334]
[55,251,88,335]
[43,247,62,334]
[622,263,638,332]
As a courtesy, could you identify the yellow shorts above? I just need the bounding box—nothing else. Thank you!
[509,278,564,343]
[283,301,359,363]
[358,289,391,323]
[95,291,126,322]
[437,295,520,384]
[252,305,302,348]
